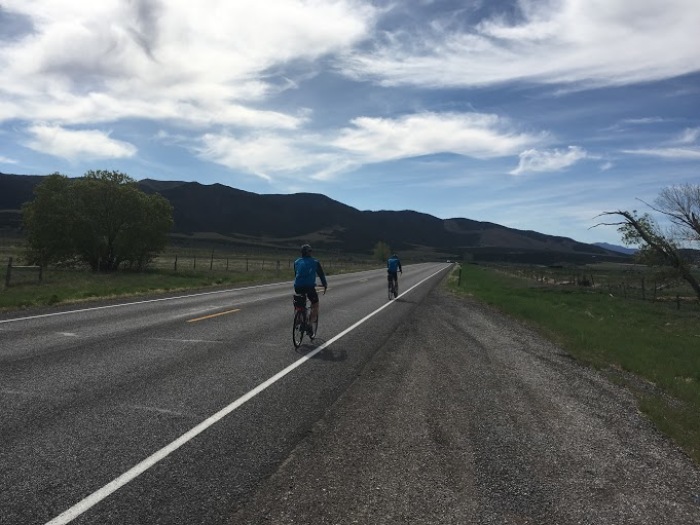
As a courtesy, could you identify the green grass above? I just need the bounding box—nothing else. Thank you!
[0,268,291,311]
[449,263,700,464]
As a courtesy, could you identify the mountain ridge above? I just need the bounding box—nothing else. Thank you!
[0,172,628,264]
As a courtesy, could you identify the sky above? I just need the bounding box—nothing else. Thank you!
[1,0,699,246]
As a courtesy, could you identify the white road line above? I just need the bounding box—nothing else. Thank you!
[0,282,287,325]
[126,405,189,418]
[1,389,35,397]
[150,338,224,344]
[44,265,448,525]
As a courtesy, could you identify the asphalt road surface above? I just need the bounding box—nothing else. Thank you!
[1,263,699,524]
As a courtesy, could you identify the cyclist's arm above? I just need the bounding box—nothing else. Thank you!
[316,261,328,288]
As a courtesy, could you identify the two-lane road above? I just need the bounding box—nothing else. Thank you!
[0,263,451,524]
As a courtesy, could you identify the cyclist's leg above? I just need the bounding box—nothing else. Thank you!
[306,287,320,324]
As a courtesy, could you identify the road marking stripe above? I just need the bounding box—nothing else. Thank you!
[150,338,224,344]
[44,264,448,525]
[186,308,240,323]
[0,282,285,324]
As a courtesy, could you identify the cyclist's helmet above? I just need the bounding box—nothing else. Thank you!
[301,244,312,256]
[392,253,398,258]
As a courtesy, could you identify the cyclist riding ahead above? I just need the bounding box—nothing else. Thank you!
[387,253,402,296]
[294,244,327,336]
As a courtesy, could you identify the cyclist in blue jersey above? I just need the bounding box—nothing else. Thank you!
[387,253,402,292]
[294,244,328,334]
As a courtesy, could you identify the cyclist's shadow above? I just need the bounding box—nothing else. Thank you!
[295,338,347,362]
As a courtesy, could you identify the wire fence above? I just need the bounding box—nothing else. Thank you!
[4,257,42,287]
[3,251,379,289]
[488,263,700,309]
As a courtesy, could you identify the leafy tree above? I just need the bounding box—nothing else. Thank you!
[22,174,79,267]
[23,170,173,271]
[595,183,700,300]
[373,241,391,262]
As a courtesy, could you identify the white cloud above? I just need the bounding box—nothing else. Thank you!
[510,146,588,175]
[0,1,377,128]
[621,126,700,159]
[194,111,547,181]
[332,112,546,162]
[25,124,137,160]
[0,155,19,164]
[195,132,330,181]
[677,127,700,144]
[340,0,700,88]
[622,147,700,160]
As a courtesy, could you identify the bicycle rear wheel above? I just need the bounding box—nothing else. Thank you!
[292,310,305,348]
[393,280,399,298]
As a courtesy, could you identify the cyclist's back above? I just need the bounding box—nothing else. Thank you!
[387,254,402,274]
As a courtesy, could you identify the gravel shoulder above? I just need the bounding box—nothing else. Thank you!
[229,285,700,524]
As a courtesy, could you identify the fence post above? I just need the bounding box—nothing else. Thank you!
[193,255,197,269]
[5,257,11,287]
[174,254,178,272]
[210,249,214,271]
[38,265,43,282]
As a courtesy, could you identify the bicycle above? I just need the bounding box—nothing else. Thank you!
[292,292,317,348]
[387,273,399,300]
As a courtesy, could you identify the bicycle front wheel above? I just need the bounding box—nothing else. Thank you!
[292,310,305,348]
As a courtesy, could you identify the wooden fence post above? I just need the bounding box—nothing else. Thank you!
[5,257,12,287]
[174,254,178,272]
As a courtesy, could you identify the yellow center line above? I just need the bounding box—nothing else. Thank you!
[187,308,241,323]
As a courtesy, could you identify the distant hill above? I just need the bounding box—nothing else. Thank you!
[0,172,629,264]
[593,242,638,255]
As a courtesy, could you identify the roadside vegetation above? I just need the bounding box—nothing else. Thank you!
[0,237,378,311]
[449,262,700,465]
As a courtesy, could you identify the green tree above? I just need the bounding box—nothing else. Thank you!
[23,170,173,271]
[595,183,700,300]
[22,174,79,267]
[373,241,391,262]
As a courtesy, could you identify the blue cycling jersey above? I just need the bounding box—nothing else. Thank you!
[294,256,327,287]
[387,256,401,273]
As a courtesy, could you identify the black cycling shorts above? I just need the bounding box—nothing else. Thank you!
[294,285,319,304]
[387,271,398,283]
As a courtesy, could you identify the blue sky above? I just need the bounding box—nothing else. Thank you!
[1,0,699,246]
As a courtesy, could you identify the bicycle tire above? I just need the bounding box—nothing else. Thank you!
[292,310,305,348]
[393,281,399,298]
